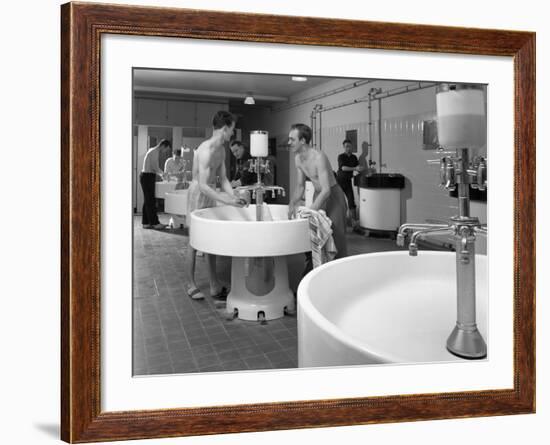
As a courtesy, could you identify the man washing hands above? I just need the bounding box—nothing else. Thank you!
[287,123,348,275]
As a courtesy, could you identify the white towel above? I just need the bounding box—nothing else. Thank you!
[297,206,337,268]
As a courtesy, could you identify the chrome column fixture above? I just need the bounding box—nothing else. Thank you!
[397,83,488,360]
[236,130,285,221]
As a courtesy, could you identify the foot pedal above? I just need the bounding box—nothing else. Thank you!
[257,311,268,325]
[284,306,296,316]
[225,308,238,321]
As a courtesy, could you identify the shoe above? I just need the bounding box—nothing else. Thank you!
[142,224,153,229]
[187,286,205,300]
[210,286,229,301]
[152,223,167,229]
[352,226,365,235]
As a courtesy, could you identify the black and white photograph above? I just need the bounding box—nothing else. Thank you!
[131,69,488,376]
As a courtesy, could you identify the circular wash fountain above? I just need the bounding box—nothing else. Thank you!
[190,204,310,321]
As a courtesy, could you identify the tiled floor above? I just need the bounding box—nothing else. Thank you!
[133,214,407,376]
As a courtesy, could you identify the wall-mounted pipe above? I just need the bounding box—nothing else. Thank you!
[310,104,323,149]
[319,110,322,151]
[310,110,316,147]
[272,79,374,113]
[378,98,383,174]
[315,81,437,112]
[368,93,373,164]
[308,81,438,163]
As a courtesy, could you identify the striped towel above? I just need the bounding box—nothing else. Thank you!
[297,207,337,268]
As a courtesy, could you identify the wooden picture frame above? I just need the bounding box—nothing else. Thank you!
[61,2,536,442]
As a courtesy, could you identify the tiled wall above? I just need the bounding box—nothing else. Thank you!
[251,79,486,234]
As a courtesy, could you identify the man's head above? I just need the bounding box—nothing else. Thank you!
[212,110,236,142]
[343,139,353,154]
[230,141,246,159]
[158,139,172,155]
[288,123,312,153]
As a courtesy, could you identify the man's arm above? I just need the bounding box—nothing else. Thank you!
[310,154,333,211]
[288,157,306,219]
[339,153,362,172]
[163,158,172,179]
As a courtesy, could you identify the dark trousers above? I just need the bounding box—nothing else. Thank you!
[140,172,160,225]
[337,177,356,210]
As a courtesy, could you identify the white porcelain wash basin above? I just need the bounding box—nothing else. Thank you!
[298,251,487,367]
[190,204,311,321]
[190,204,310,257]
[155,181,177,199]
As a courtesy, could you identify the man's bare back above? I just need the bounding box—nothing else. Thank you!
[193,138,225,184]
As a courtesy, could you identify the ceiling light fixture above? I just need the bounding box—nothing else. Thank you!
[244,93,255,105]
[292,76,308,82]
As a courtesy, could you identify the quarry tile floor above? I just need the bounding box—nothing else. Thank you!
[132,213,406,376]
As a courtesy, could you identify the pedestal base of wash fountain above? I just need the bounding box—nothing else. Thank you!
[190,204,310,321]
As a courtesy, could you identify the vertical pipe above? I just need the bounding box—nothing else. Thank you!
[454,237,477,330]
[378,99,382,173]
[368,93,373,165]
[319,111,322,151]
[457,148,471,217]
[310,112,315,148]
[255,158,263,221]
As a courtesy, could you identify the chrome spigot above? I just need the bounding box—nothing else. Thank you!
[408,226,457,256]
[438,156,457,191]
[474,225,487,237]
[236,157,286,221]
[397,223,449,247]
[396,233,405,247]
[470,156,487,191]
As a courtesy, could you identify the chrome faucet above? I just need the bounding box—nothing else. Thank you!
[397,148,488,359]
[236,157,285,221]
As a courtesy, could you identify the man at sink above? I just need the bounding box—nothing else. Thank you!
[287,123,348,275]
[229,140,256,188]
[185,111,248,301]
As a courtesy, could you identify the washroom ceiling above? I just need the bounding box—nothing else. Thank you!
[133,68,342,105]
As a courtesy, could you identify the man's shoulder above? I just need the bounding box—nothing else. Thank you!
[196,140,212,155]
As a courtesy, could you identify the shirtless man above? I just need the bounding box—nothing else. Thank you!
[163,147,186,180]
[140,139,171,229]
[186,111,247,300]
[287,123,348,274]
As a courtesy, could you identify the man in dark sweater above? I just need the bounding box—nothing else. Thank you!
[229,140,256,187]
[336,138,363,231]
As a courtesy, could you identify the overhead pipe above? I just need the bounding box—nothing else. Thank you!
[272,79,374,112]
[316,82,437,112]
[308,81,438,168]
